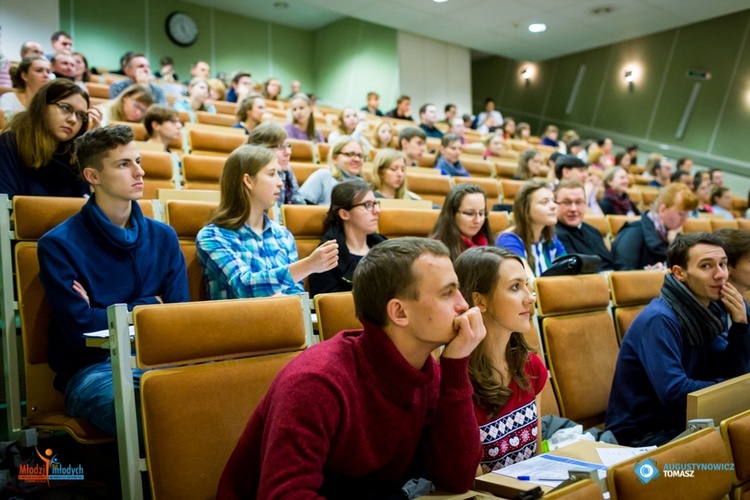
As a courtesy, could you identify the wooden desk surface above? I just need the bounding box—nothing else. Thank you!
[474,439,624,498]
[687,372,750,426]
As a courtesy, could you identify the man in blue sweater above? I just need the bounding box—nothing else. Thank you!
[38,125,189,436]
[606,232,750,446]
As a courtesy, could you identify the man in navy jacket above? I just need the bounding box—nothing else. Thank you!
[606,232,750,446]
[38,125,189,436]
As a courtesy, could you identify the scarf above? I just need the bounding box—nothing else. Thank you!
[461,233,488,250]
[660,273,725,347]
[604,188,634,215]
[646,211,668,242]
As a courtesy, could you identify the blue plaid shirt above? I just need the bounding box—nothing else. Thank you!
[196,215,304,299]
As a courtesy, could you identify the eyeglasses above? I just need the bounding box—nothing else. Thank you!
[53,102,87,122]
[557,200,587,208]
[458,210,488,219]
[270,143,292,151]
[168,117,182,124]
[339,151,364,159]
[351,200,381,212]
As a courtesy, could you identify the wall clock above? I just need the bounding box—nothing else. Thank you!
[166,12,198,47]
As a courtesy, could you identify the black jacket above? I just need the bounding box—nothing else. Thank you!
[611,213,667,270]
[308,225,387,297]
[555,221,617,271]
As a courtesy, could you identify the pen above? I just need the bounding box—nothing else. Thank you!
[517,475,567,481]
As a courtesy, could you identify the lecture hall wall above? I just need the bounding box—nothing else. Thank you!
[472,9,750,186]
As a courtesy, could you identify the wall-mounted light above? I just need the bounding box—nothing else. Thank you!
[521,66,531,80]
[625,70,634,92]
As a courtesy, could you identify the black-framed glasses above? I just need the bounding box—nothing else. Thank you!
[53,102,87,122]
[339,151,364,159]
[351,200,380,212]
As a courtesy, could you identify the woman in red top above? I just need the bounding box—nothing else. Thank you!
[454,246,548,473]
[429,183,493,261]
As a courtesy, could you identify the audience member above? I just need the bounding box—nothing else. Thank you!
[207,78,227,101]
[309,180,386,296]
[197,146,338,299]
[0,57,51,120]
[20,40,44,59]
[501,117,516,140]
[496,180,566,277]
[372,120,394,149]
[50,52,76,80]
[514,150,543,180]
[299,136,365,205]
[475,98,503,131]
[226,72,252,103]
[597,137,614,166]
[540,125,559,148]
[482,134,504,161]
[454,246,546,472]
[715,229,750,302]
[262,78,281,100]
[100,84,155,126]
[285,93,324,142]
[448,117,466,144]
[692,173,714,215]
[607,232,750,446]
[554,154,601,215]
[246,123,305,206]
[612,183,698,270]
[435,134,469,177]
[172,77,216,122]
[385,95,413,121]
[362,91,383,116]
[648,157,672,188]
[429,183,492,262]
[154,56,177,83]
[441,103,457,124]
[398,126,427,166]
[288,80,301,98]
[710,185,735,220]
[599,166,640,216]
[186,60,210,83]
[371,149,419,201]
[233,94,266,135]
[38,125,189,436]
[554,180,616,271]
[327,107,371,148]
[49,31,73,56]
[676,157,693,172]
[0,28,10,88]
[644,152,663,179]
[671,169,692,186]
[109,53,167,105]
[709,168,724,186]
[71,52,91,88]
[614,151,631,169]
[626,144,639,164]
[515,122,531,142]
[143,105,181,152]
[419,103,443,139]
[0,80,93,199]
[217,237,483,498]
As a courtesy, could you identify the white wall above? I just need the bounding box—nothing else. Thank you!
[0,0,59,61]
[397,31,472,122]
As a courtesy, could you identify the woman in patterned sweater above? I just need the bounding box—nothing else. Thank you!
[454,246,548,473]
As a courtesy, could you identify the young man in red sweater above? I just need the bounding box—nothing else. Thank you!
[217,238,485,499]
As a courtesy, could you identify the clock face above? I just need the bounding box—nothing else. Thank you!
[166,12,198,47]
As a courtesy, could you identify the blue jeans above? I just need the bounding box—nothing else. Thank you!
[64,360,143,437]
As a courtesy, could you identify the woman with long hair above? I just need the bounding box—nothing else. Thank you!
[299,136,365,205]
[0,57,51,120]
[173,77,216,122]
[370,148,420,200]
[71,52,91,87]
[495,180,566,277]
[514,149,543,180]
[285,93,324,142]
[599,166,640,216]
[233,94,266,135]
[308,180,386,296]
[246,123,305,206]
[196,145,338,299]
[454,246,546,473]
[429,183,493,261]
[327,107,372,150]
[100,84,154,125]
[372,120,394,149]
[0,79,91,198]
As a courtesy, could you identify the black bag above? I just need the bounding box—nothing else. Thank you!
[540,254,601,277]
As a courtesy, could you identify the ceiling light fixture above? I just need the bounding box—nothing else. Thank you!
[528,23,546,33]
[433,0,449,3]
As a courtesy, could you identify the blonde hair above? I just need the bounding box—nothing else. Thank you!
[370,148,408,199]
[327,135,364,181]
[373,121,394,148]
[337,107,356,135]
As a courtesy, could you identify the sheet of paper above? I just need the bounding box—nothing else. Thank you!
[492,454,606,488]
[83,325,135,338]
[595,446,656,467]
